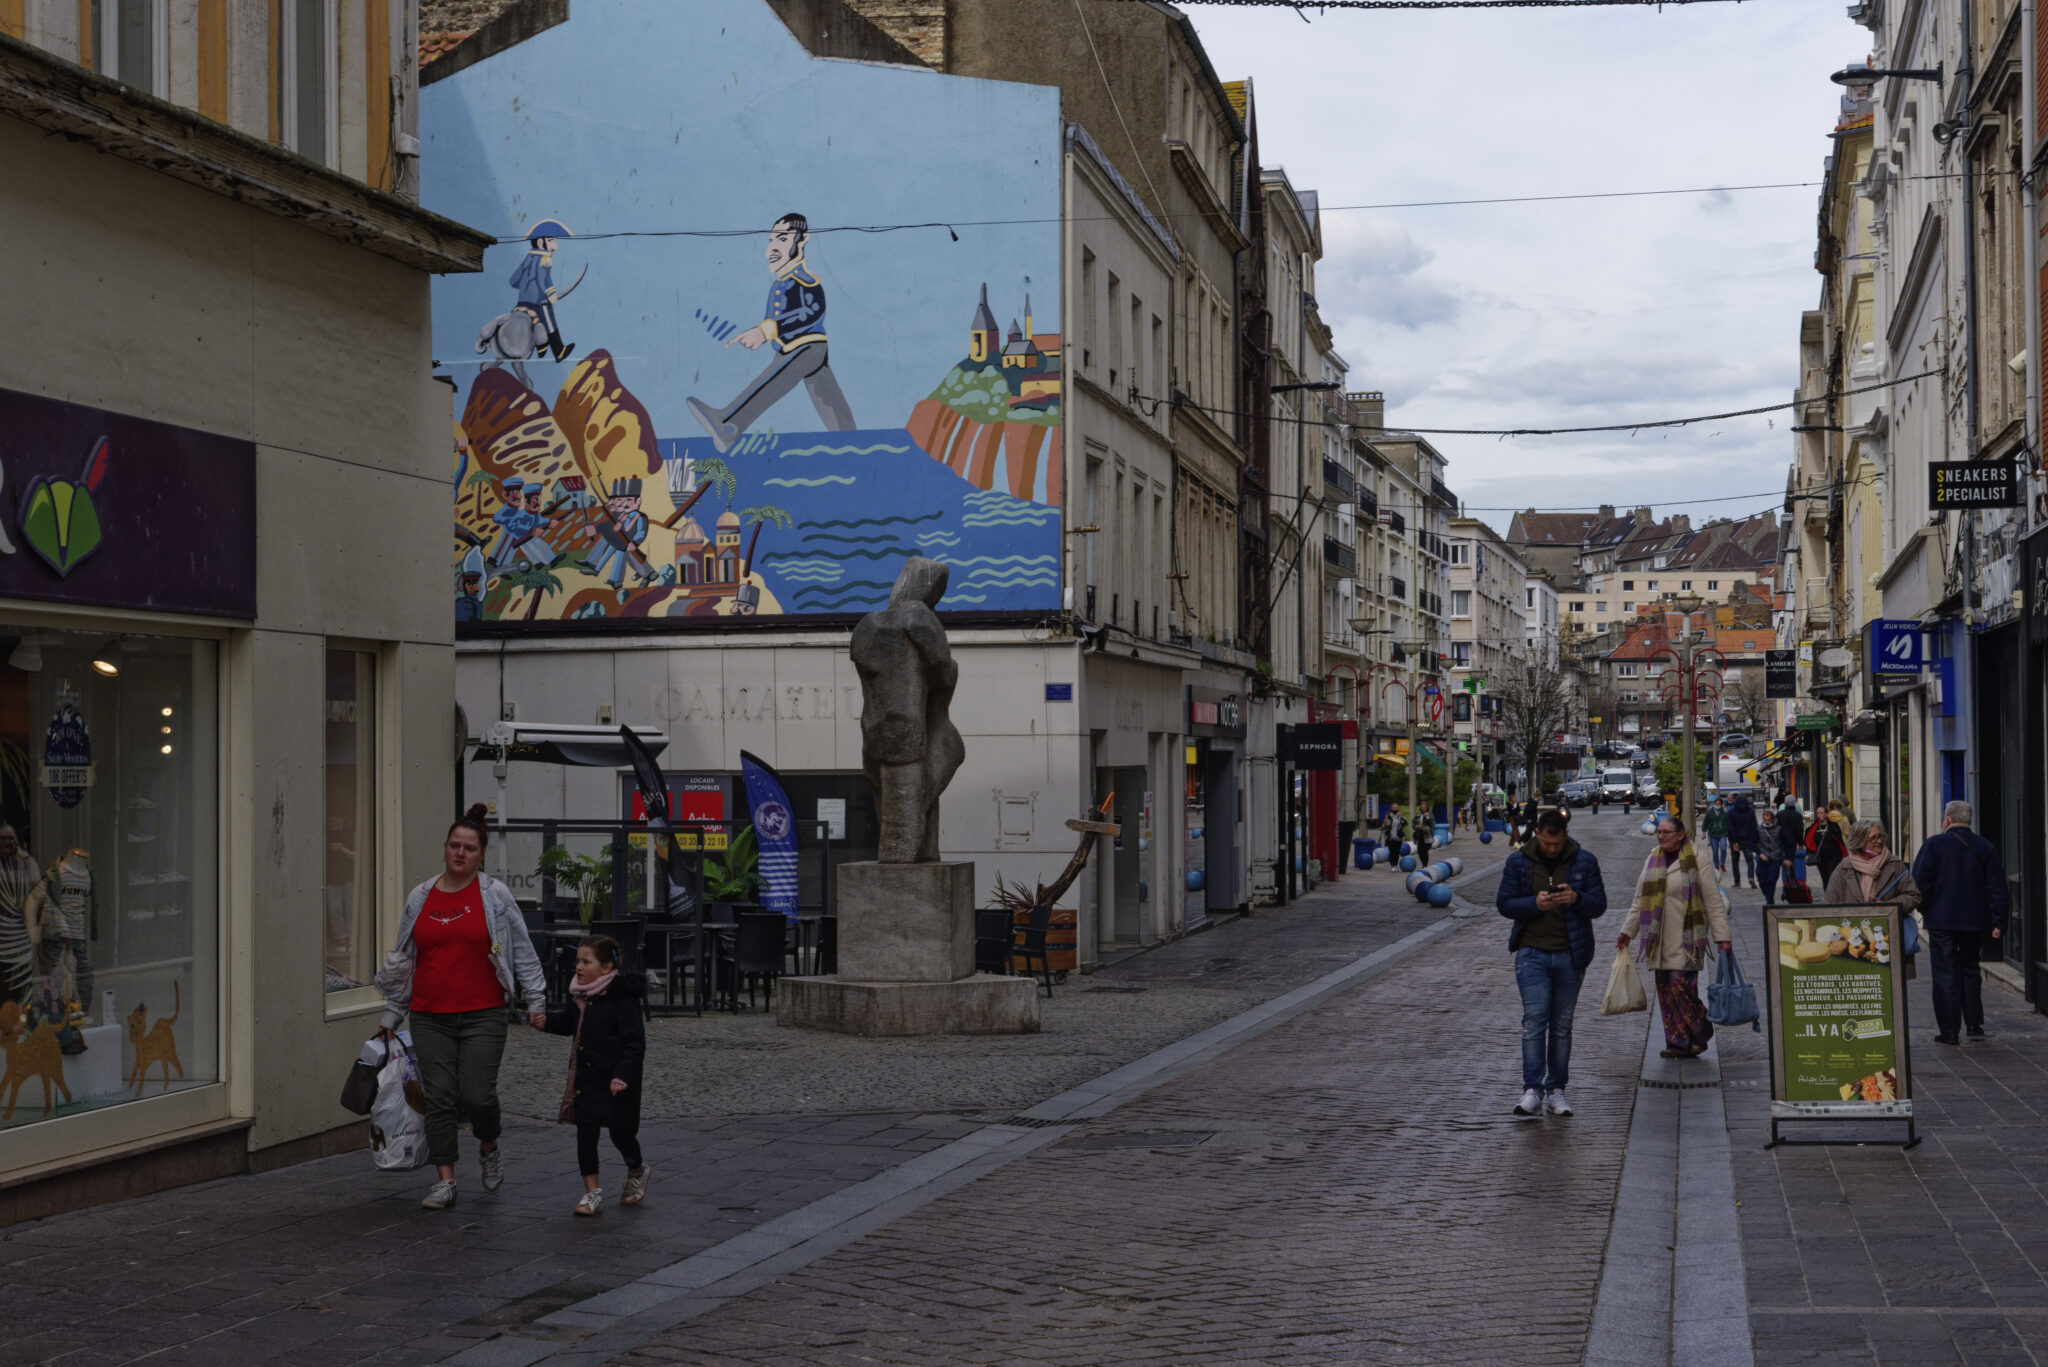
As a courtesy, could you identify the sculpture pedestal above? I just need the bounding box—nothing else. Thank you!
[777,974,1040,1036]
[777,860,1040,1035]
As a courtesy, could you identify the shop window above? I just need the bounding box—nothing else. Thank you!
[325,648,377,993]
[0,627,219,1132]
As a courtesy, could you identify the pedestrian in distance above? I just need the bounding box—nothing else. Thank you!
[1703,798,1730,877]
[1812,800,1851,890]
[1822,818,1922,978]
[1909,800,2010,1045]
[1495,809,1609,1119]
[545,934,651,1216]
[1520,794,1539,844]
[1380,802,1399,851]
[375,804,549,1211]
[1618,815,1732,1059]
[1754,806,1789,907]
[1727,794,1759,888]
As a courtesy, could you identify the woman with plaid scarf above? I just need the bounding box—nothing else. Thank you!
[1617,814,1732,1058]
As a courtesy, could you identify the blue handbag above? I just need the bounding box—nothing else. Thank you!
[1707,949,1760,1031]
[1873,870,1919,955]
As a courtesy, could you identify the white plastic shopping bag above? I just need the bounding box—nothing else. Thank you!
[369,1032,431,1172]
[1600,948,1647,1016]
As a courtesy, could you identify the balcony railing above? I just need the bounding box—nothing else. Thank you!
[1385,510,1406,534]
[1389,575,1407,600]
[1431,476,1457,509]
[1322,535,1357,573]
[1321,459,1357,502]
[1358,489,1379,522]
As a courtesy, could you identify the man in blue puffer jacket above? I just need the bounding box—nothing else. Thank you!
[1496,810,1609,1119]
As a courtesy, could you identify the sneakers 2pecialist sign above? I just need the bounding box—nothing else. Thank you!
[0,386,256,617]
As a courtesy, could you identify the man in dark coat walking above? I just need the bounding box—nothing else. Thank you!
[1726,795,1759,888]
[1495,810,1609,1120]
[1909,800,2010,1045]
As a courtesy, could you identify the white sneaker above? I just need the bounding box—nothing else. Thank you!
[420,1179,457,1210]
[479,1146,504,1193]
[574,1188,604,1217]
[1513,1087,1544,1118]
[1544,1089,1573,1117]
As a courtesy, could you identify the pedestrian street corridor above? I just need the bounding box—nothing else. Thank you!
[4,814,2046,1366]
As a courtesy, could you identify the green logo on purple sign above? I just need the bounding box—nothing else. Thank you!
[20,437,109,578]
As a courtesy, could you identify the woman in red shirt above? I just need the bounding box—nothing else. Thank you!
[376,805,546,1210]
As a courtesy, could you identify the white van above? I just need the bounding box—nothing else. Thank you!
[1600,767,1637,801]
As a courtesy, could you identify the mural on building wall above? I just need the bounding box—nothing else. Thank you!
[431,2,1063,627]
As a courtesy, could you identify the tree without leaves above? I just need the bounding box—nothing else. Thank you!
[1494,664,1576,795]
[1730,668,1769,732]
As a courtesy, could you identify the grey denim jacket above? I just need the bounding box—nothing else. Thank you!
[374,874,548,1030]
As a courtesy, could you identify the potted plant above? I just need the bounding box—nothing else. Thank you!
[702,826,762,920]
[537,844,615,924]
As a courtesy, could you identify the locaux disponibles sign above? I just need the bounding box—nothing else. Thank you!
[0,386,256,618]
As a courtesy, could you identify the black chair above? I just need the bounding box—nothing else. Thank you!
[649,921,718,1015]
[817,915,837,976]
[584,920,648,1020]
[732,913,785,1010]
[974,909,1012,976]
[1012,905,1055,996]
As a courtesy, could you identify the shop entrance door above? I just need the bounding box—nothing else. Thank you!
[1101,769,1145,944]
[1205,749,1240,913]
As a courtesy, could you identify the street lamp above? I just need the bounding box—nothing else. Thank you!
[1830,63,1942,87]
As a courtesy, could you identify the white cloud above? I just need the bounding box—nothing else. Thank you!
[1187,2,1865,534]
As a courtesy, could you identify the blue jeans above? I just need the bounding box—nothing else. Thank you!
[1928,930,1985,1038]
[1756,860,1781,906]
[1515,947,1585,1090]
[1709,835,1729,869]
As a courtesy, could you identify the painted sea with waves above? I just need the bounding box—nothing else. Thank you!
[655,428,1062,616]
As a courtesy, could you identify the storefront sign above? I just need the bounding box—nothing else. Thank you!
[1187,686,1246,739]
[1863,619,1926,678]
[1045,683,1073,702]
[1765,650,1798,699]
[1794,712,1839,730]
[1284,723,1343,770]
[1927,458,2021,508]
[816,797,846,839]
[0,386,256,618]
[1765,906,1912,1135]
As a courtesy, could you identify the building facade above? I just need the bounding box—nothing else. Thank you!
[0,0,489,1219]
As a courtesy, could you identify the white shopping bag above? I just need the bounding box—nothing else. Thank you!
[369,1033,431,1172]
[1599,948,1647,1016]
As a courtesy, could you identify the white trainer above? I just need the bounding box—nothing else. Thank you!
[1544,1089,1574,1117]
[574,1188,603,1217]
[1513,1087,1544,1118]
[479,1146,504,1193]
[420,1179,458,1210]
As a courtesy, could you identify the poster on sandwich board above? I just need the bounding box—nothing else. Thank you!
[1763,904,1915,1147]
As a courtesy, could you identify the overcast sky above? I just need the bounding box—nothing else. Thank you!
[1180,0,1867,537]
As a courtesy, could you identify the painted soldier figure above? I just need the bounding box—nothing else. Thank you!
[455,546,487,622]
[687,213,856,452]
[587,478,655,594]
[489,478,557,571]
[509,219,576,363]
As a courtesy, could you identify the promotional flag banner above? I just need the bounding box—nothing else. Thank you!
[620,726,692,918]
[740,751,800,921]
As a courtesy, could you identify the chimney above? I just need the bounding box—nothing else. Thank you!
[1632,506,1653,525]
[1670,514,1692,535]
[1598,504,1615,520]
[1348,390,1385,430]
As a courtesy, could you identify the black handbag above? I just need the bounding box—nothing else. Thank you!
[339,1042,387,1116]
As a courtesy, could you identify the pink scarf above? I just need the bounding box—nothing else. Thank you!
[569,968,617,1001]
[1846,848,1888,901]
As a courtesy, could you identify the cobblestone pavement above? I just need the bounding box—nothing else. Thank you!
[0,845,1479,1367]
[1718,875,2048,1367]
[615,819,1654,1366]
[494,856,1474,1123]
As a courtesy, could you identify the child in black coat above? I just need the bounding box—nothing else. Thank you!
[545,935,649,1216]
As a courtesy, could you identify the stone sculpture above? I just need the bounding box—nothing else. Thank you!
[850,558,964,863]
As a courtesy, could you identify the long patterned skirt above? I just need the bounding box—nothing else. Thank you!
[1656,969,1713,1055]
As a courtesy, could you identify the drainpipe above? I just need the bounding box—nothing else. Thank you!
[1956,4,1982,812]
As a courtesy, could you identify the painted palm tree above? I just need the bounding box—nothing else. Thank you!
[501,564,564,621]
[691,456,738,508]
[737,504,794,577]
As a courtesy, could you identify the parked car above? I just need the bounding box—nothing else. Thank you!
[1717,732,1752,755]
[1636,777,1662,803]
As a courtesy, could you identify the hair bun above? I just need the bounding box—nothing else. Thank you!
[463,802,489,822]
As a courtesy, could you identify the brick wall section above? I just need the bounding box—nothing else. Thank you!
[842,0,946,67]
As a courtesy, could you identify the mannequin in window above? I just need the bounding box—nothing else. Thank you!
[0,825,41,1008]
[28,849,94,1044]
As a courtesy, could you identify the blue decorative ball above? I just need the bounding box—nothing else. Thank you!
[1480,831,1493,844]
[1402,842,1415,856]
[1413,879,1436,903]
[1400,855,1417,872]
[1405,872,1429,893]
[1447,857,1464,875]
[1428,883,1455,908]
